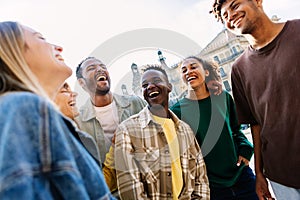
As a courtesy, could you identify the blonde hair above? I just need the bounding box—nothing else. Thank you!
[0,21,48,98]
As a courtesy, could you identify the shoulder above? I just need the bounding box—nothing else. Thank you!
[0,92,52,113]
[170,100,181,109]
[114,93,145,103]
[0,92,62,133]
[288,19,300,25]
[221,90,233,99]
[113,93,146,110]
[232,50,248,70]
[1,91,42,103]
[117,108,147,128]
[215,90,234,102]
[170,98,188,109]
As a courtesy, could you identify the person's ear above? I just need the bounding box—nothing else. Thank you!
[254,0,263,8]
[78,78,87,91]
[205,70,210,77]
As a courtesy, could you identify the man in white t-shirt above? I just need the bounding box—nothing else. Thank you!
[75,57,146,165]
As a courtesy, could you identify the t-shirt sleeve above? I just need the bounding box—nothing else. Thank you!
[231,65,258,125]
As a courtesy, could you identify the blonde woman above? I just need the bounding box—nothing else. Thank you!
[0,21,114,199]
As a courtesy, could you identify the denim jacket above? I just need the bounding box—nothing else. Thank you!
[76,93,146,164]
[0,92,115,200]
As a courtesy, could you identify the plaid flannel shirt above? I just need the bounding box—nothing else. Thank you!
[115,107,210,200]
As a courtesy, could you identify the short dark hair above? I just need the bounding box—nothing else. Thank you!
[182,56,221,82]
[75,56,96,79]
[142,64,169,82]
[209,0,227,23]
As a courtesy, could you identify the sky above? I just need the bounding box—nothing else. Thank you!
[1,0,299,103]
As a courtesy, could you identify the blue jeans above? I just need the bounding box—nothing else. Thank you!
[270,180,300,200]
[210,166,258,200]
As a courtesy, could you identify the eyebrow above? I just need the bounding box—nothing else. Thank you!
[181,62,198,68]
[229,0,237,10]
[221,0,236,16]
[87,63,106,68]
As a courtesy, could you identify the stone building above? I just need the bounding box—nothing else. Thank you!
[128,16,281,100]
[128,31,248,102]
[198,27,249,92]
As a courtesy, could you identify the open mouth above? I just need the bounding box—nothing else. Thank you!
[69,101,76,107]
[96,75,107,81]
[187,76,197,82]
[56,55,64,61]
[232,15,244,28]
[148,91,160,98]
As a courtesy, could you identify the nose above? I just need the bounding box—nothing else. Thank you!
[96,65,106,72]
[54,45,63,52]
[185,67,192,76]
[71,91,78,98]
[145,81,156,90]
[228,10,237,23]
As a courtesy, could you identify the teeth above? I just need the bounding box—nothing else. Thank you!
[97,75,106,81]
[149,91,159,97]
[69,101,76,106]
[56,55,64,61]
[187,76,196,81]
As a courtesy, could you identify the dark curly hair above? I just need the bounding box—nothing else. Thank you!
[142,64,170,82]
[209,0,227,23]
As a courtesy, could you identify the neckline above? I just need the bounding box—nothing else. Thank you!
[249,21,289,54]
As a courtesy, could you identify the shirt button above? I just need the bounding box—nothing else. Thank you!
[167,172,171,176]
[165,150,169,154]
[167,193,171,197]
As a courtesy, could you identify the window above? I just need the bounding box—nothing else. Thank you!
[220,67,227,78]
[232,46,237,54]
[213,56,220,64]
[223,80,232,91]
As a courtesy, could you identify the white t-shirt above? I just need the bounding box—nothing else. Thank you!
[94,101,119,145]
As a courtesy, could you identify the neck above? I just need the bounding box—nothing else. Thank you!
[44,85,59,100]
[246,17,285,50]
[149,105,170,118]
[186,85,210,100]
[91,91,113,107]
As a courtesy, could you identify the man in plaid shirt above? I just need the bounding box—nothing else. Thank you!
[115,65,210,200]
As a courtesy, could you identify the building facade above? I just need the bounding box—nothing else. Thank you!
[197,28,249,92]
[128,29,249,102]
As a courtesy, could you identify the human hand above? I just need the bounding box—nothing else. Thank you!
[236,155,249,166]
[111,133,116,144]
[256,173,275,200]
[207,80,222,95]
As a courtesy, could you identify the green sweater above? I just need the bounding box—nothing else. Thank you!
[171,91,253,188]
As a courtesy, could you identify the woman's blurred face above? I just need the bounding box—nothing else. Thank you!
[22,26,72,96]
[54,83,79,120]
[180,58,208,90]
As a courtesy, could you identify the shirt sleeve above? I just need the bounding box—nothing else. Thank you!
[231,65,258,125]
[103,146,118,192]
[115,125,147,200]
[193,139,210,199]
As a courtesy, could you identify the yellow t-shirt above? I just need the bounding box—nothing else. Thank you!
[152,115,183,200]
